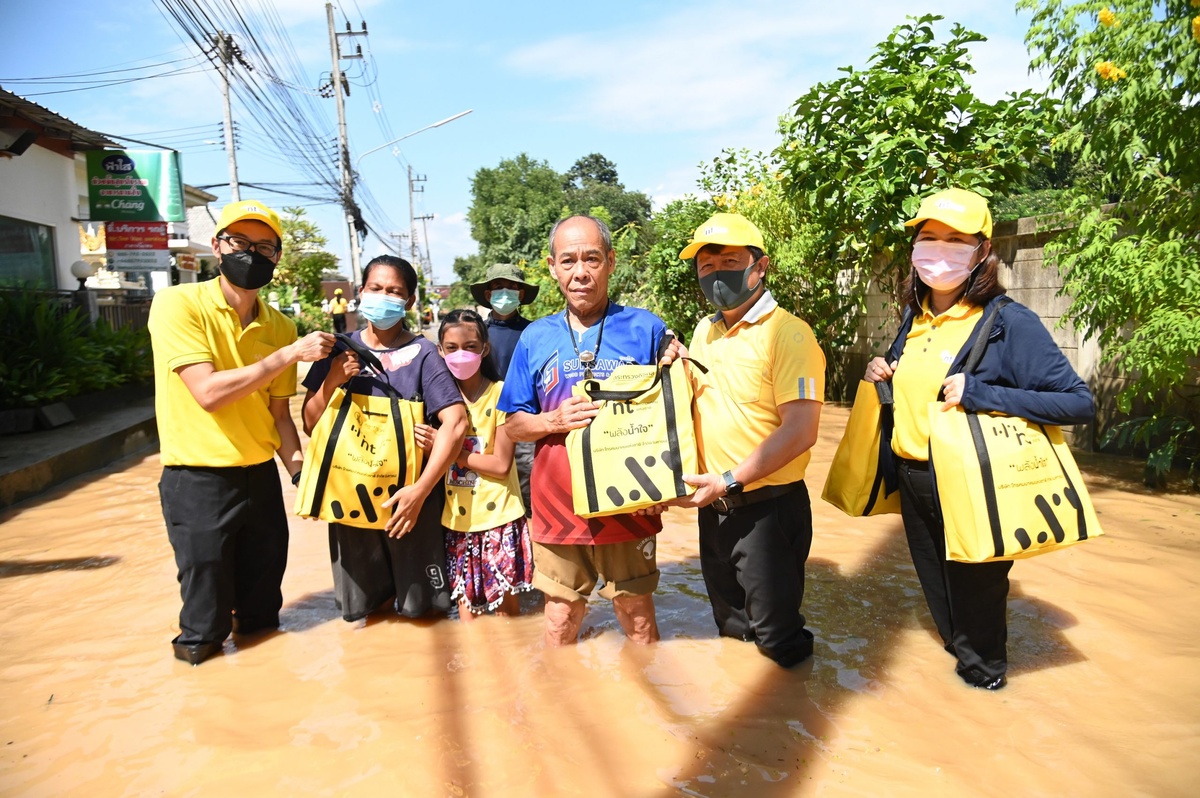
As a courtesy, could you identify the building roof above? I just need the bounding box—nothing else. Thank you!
[0,87,120,149]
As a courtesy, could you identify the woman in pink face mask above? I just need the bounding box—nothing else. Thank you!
[863,188,1094,691]
[427,309,533,620]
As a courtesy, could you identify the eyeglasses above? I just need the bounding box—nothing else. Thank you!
[217,234,280,259]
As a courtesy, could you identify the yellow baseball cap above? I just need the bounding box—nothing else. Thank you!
[904,188,993,239]
[679,212,765,260]
[215,200,283,240]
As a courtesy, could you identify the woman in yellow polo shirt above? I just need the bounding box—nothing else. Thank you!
[865,188,1094,690]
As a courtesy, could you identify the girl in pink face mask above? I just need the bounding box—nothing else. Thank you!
[430,309,533,620]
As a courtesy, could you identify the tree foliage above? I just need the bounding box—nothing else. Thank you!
[638,197,719,338]
[456,153,653,316]
[467,154,565,268]
[774,15,1058,301]
[1020,0,1200,485]
[272,206,339,305]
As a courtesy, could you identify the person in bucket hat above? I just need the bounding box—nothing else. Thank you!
[471,263,540,516]
[470,263,540,377]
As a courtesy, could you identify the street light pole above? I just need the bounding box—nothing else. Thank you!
[352,109,473,171]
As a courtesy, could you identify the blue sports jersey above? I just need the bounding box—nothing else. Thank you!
[498,302,667,415]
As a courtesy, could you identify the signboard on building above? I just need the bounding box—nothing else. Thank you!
[85,150,185,222]
[176,253,198,272]
[106,221,170,271]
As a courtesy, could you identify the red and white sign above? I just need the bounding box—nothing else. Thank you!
[106,222,170,271]
[176,253,198,272]
[105,222,168,250]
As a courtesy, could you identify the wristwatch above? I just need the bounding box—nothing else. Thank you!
[721,470,744,497]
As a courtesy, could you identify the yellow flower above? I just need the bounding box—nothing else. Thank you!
[1098,8,1116,26]
[1194,15,1200,43]
[1095,60,1127,80]
[751,183,765,196]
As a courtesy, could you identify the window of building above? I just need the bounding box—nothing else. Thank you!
[0,215,56,288]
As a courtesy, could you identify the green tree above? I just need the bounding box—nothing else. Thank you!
[564,153,619,188]
[467,154,565,266]
[638,197,718,337]
[563,153,653,235]
[460,153,654,317]
[1021,0,1200,485]
[272,206,339,305]
[774,15,1057,303]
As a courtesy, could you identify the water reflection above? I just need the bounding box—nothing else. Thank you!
[1,409,1198,795]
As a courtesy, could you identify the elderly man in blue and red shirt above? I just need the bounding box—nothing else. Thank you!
[499,214,677,646]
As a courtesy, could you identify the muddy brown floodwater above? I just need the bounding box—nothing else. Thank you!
[2,405,1199,796]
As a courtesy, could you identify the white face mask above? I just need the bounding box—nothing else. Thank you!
[911,239,981,291]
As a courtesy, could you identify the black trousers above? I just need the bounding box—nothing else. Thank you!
[698,482,815,666]
[328,485,450,621]
[897,459,1013,682]
[159,462,289,646]
[332,313,347,333]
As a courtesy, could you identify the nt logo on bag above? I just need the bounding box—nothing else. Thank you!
[987,421,1086,553]
[566,362,701,518]
[931,408,1104,562]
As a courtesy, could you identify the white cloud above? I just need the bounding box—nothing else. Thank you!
[505,0,1042,135]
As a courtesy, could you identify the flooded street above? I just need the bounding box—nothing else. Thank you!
[2,405,1198,796]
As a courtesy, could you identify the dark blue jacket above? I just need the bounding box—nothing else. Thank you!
[487,313,531,380]
[887,295,1094,426]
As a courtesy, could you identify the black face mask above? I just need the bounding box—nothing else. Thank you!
[219,250,276,290]
[699,263,761,311]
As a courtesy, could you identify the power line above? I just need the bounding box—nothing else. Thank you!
[0,53,206,83]
[15,63,212,97]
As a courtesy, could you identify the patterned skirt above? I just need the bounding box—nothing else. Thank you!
[444,516,534,614]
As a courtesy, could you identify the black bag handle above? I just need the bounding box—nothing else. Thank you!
[962,296,1014,376]
[334,332,425,403]
[936,296,1013,401]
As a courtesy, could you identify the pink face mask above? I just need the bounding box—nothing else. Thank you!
[911,239,981,291]
[444,349,483,381]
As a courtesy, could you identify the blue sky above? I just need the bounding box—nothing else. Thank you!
[1,1,1043,283]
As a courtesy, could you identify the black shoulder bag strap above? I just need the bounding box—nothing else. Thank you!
[865,306,915,511]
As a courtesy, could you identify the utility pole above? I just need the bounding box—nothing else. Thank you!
[386,231,420,325]
[215,32,240,202]
[416,213,435,286]
[408,164,427,324]
[326,3,366,282]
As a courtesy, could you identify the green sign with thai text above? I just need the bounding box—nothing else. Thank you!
[85,150,185,222]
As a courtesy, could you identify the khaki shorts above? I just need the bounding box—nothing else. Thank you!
[532,537,659,602]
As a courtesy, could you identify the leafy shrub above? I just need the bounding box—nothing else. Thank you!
[0,289,151,409]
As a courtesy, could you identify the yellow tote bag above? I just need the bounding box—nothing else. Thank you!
[822,379,901,516]
[928,406,1103,562]
[566,361,701,518]
[294,337,424,529]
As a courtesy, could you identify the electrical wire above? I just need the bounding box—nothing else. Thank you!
[1,53,207,83]
[16,64,212,97]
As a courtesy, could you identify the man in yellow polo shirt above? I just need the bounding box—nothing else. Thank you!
[328,287,349,333]
[674,212,825,667]
[148,200,334,665]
